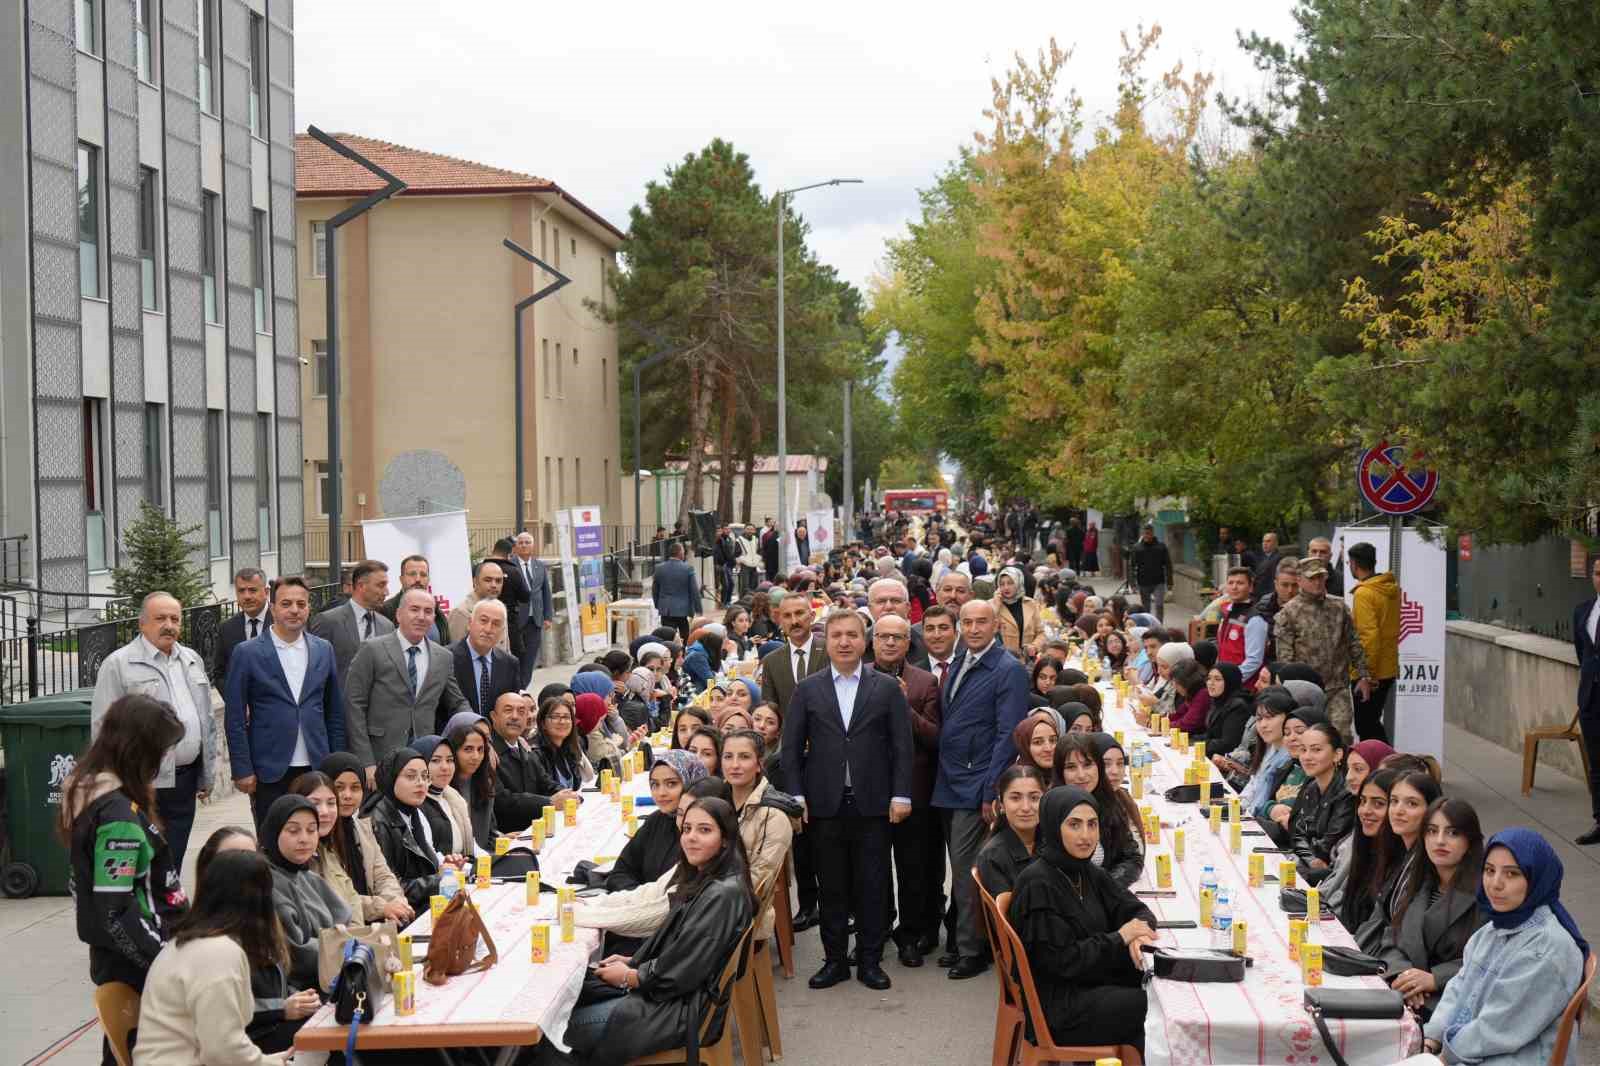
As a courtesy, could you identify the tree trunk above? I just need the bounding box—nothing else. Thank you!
[715,367,738,520]
[740,410,759,526]
[681,358,708,528]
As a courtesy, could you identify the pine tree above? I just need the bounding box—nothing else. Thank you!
[108,501,213,616]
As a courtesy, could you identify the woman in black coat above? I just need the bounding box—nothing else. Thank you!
[975,766,1046,896]
[606,751,705,892]
[1202,662,1252,757]
[1007,787,1158,1056]
[1288,722,1355,883]
[361,748,445,911]
[559,796,756,1065]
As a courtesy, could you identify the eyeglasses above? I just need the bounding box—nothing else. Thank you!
[545,713,574,723]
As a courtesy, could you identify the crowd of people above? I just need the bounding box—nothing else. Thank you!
[65,506,1590,1065]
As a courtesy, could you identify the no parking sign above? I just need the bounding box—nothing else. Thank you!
[1357,440,1438,515]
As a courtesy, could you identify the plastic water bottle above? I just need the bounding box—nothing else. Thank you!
[440,867,460,901]
[1200,864,1218,903]
[1213,888,1234,949]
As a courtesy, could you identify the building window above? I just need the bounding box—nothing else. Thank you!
[570,236,577,258]
[205,409,224,557]
[77,143,101,298]
[135,0,154,82]
[197,0,216,112]
[255,413,272,549]
[539,220,546,259]
[201,191,220,322]
[76,0,98,56]
[83,399,107,570]
[248,13,265,138]
[138,167,160,310]
[556,342,563,397]
[251,209,267,332]
[310,220,326,277]
[310,339,329,396]
[314,461,333,518]
[542,338,550,397]
[143,403,165,509]
[558,457,565,509]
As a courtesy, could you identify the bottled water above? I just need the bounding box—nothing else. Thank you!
[1199,864,1218,901]
[1213,888,1234,949]
[440,867,460,901]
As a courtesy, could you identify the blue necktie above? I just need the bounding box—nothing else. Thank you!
[406,645,419,698]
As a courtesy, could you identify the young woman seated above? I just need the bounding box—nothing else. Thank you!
[671,706,714,750]
[556,796,757,1065]
[1007,787,1157,1058]
[1090,733,1129,793]
[531,695,597,792]
[1058,701,1100,735]
[361,749,449,912]
[1315,738,1394,912]
[133,849,294,1066]
[1420,828,1588,1066]
[443,715,499,852]
[1012,714,1061,782]
[1224,687,1295,816]
[1201,663,1252,757]
[1259,706,1329,846]
[575,694,626,781]
[608,751,707,892]
[259,795,351,991]
[1287,722,1355,883]
[1354,770,1443,954]
[720,730,795,940]
[1054,735,1144,887]
[1133,641,1193,725]
[753,703,785,786]
[718,708,755,735]
[975,766,1047,897]
[1378,797,1486,1020]
[411,735,479,859]
[290,770,410,927]
[1029,658,1060,708]
[685,727,723,779]
[1337,768,1404,936]
[1167,659,1212,737]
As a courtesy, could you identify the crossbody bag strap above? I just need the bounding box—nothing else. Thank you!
[1309,1006,1351,1066]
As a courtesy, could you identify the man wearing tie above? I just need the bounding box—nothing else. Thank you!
[308,559,396,691]
[760,591,828,930]
[511,532,554,687]
[450,599,520,722]
[382,555,448,644]
[212,567,270,687]
[1570,556,1600,845]
[781,610,914,992]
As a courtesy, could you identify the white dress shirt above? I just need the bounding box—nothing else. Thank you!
[140,636,202,767]
[241,607,269,641]
[269,627,310,767]
[788,636,815,681]
[398,632,429,693]
[351,600,378,640]
[1588,599,1600,645]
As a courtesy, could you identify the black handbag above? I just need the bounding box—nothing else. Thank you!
[758,786,804,818]
[1303,988,1404,1066]
[1145,948,1246,983]
[1321,945,1388,977]
[1162,782,1228,805]
[331,940,386,1025]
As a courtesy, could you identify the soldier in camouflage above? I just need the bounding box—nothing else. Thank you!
[1271,556,1374,740]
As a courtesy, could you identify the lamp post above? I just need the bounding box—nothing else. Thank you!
[632,346,678,548]
[502,238,570,533]
[305,127,405,582]
[842,380,853,544]
[776,179,861,570]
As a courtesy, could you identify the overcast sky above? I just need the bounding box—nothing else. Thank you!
[295,1,1303,299]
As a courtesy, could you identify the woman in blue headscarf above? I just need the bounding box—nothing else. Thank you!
[1420,827,1588,1065]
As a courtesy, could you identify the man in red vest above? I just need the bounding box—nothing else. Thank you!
[1216,566,1268,685]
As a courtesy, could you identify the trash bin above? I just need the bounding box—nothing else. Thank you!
[0,688,93,897]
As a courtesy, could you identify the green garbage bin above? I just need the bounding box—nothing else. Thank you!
[0,688,94,897]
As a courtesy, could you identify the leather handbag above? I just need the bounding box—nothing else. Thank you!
[423,891,499,986]
[331,940,387,1025]
[1321,945,1389,977]
[317,921,399,993]
[1163,782,1227,805]
[1145,948,1246,983]
[1303,988,1404,1066]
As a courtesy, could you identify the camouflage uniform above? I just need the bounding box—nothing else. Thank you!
[1272,590,1371,740]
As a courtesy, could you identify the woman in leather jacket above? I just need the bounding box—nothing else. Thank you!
[1289,722,1355,883]
[360,748,445,911]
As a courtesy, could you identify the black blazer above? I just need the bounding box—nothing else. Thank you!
[779,663,914,819]
[487,556,531,623]
[1574,598,1600,712]
[450,641,521,720]
[212,608,270,687]
[1377,880,1484,1017]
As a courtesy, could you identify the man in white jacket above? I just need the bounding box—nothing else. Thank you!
[736,524,762,599]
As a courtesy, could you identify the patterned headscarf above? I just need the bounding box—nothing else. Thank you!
[651,748,708,789]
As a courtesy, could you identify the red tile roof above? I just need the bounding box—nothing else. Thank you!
[295,132,624,241]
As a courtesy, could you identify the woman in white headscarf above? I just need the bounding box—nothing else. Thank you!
[932,547,955,587]
[1134,640,1193,726]
[993,566,1044,658]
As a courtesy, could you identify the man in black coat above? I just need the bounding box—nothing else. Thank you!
[485,537,531,664]
[760,518,781,580]
[1129,524,1173,621]
[450,600,521,721]
[1251,531,1283,600]
[487,692,576,831]
[781,610,914,992]
[212,567,270,686]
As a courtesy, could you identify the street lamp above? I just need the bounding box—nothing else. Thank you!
[502,238,570,534]
[776,178,861,571]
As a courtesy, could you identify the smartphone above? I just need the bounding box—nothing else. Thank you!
[1155,919,1198,929]
[1241,829,1267,837]
[1253,846,1292,855]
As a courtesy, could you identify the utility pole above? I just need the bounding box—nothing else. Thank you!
[842,380,853,543]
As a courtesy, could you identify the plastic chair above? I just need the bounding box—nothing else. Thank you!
[732,869,785,1066]
[1549,952,1596,1066]
[973,869,1023,1066]
[988,894,1143,1066]
[771,853,797,978]
[1522,710,1591,796]
[629,923,755,1066]
[93,982,141,1066]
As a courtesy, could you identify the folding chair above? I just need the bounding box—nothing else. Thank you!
[771,853,796,978]
[732,870,785,1066]
[1522,710,1591,796]
[629,924,755,1066]
[973,869,1023,1066]
[1549,952,1595,1066]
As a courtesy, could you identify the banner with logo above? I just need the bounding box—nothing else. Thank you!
[806,509,834,562]
[555,509,582,661]
[569,505,608,653]
[1333,525,1446,759]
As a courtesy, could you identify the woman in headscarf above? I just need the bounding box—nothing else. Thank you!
[443,713,498,852]
[1135,641,1192,726]
[1201,662,1252,755]
[1090,733,1130,793]
[410,734,477,860]
[314,753,411,924]
[260,794,350,991]
[993,566,1044,658]
[572,669,633,745]
[575,692,625,780]
[1012,714,1061,781]
[1420,828,1588,1065]
[1052,736,1144,887]
[607,750,707,893]
[1058,701,1100,735]
[681,623,728,692]
[932,547,955,588]
[1007,787,1157,1056]
[718,676,759,728]
[362,748,446,911]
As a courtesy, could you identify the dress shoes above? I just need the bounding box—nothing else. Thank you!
[936,949,960,968]
[1577,823,1600,846]
[791,905,820,932]
[897,943,924,968]
[947,956,989,980]
[915,931,940,956]
[857,962,893,990]
[808,960,852,989]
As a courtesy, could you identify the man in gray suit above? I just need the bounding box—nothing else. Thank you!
[309,559,396,690]
[651,540,701,641]
[508,532,553,688]
[345,587,471,781]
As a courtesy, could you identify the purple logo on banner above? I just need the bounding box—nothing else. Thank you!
[574,509,603,557]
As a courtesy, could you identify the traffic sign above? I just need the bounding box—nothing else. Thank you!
[1357,440,1438,515]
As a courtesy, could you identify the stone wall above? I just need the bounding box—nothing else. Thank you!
[1446,620,1585,780]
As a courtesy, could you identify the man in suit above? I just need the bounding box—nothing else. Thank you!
[308,559,395,691]
[760,590,828,930]
[932,598,1030,979]
[870,613,944,969]
[381,554,448,644]
[508,532,553,686]
[487,690,577,830]
[223,576,346,830]
[91,591,217,866]
[212,567,270,687]
[448,560,510,651]
[864,577,929,668]
[451,599,520,721]
[713,523,739,606]
[1571,555,1600,845]
[484,537,529,663]
[346,587,471,781]
[781,609,913,992]
[651,540,700,641]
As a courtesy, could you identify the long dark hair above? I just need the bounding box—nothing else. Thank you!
[447,719,496,808]
[667,796,756,913]
[58,693,184,842]
[1250,687,1296,773]
[671,706,713,749]
[1392,797,1485,931]
[1054,733,1139,847]
[194,825,256,887]
[991,765,1048,838]
[175,849,287,970]
[535,695,585,763]
[1342,769,1405,927]
[288,771,348,871]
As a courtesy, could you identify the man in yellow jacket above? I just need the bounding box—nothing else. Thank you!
[1349,542,1399,743]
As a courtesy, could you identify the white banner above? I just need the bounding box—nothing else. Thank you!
[806,509,834,562]
[555,510,582,663]
[1334,526,1446,759]
[360,510,472,611]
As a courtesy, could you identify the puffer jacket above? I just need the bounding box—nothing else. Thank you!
[1289,771,1355,874]
[1352,571,1401,680]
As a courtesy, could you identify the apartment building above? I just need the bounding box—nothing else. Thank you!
[0,0,303,598]
[295,134,623,557]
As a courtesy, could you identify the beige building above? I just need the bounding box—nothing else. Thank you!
[295,134,623,561]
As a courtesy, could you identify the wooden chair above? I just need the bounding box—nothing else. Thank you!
[987,894,1142,1066]
[629,924,755,1066]
[973,869,1023,1066]
[770,853,796,978]
[1549,951,1596,1066]
[93,982,141,1066]
[732,870,785,1066]
[1522,710,1591,796]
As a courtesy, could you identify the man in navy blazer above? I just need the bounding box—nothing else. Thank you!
[932,599,1029,976]
[1570,556,1600,845]
[781,610,913,992]
[224,575,346,831]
